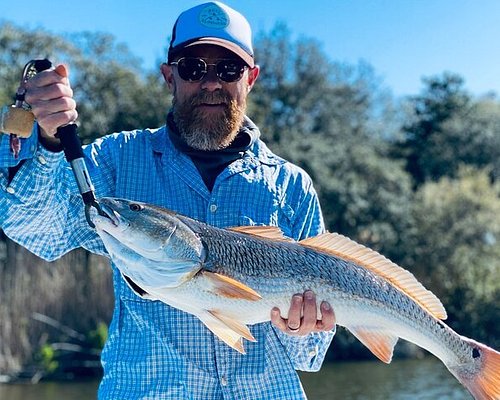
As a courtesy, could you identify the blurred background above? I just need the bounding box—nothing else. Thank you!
[0,1,498,399]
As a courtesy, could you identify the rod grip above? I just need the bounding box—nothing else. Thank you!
[55,124,84,162]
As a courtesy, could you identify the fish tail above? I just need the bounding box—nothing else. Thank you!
[451,339,500,400]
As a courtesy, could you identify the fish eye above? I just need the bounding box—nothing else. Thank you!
[129,203,144,212]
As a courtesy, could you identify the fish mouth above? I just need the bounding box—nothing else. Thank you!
[99,203,121,227]
[91,202,129,234]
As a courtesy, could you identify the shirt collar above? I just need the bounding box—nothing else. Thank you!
[150,115,284,167]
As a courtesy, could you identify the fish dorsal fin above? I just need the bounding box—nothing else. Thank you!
[202,271,262,301]
[198,311,246,354]
[300,233,447,320]
[348,326,399,363]
[228,226,291,241]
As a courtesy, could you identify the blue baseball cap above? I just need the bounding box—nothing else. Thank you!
[168,2,254,67]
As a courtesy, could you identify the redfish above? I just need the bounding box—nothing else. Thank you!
[91,197,500,400]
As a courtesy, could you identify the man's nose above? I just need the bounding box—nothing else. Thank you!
[200,66,223,91]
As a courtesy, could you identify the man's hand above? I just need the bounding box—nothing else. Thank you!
[271,290,336,336]
[24,64,77,141]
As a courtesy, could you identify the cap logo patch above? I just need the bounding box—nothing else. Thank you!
[199,5,229,29]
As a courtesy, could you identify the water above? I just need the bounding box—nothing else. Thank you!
[300,358,472,399]
[0,358,472,399]
[0,379,100,400]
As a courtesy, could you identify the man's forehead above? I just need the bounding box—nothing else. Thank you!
[177,44,241,60]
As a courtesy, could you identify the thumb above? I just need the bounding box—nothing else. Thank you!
[54,64,69,78]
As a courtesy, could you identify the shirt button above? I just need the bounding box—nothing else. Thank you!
[220,375,228,386]
[209,204,218,213]
[308,349,317,357]
[37,155,47,165]
[6,187,15,194]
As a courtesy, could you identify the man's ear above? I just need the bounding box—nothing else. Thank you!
[161,63,175,90]
[246,65,260,92]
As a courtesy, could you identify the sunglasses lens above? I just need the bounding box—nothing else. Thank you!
[216,60,245,82]
[174,58,246,82]
[177,58,207,81]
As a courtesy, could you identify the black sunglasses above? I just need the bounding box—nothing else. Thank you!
[170,57,247,83]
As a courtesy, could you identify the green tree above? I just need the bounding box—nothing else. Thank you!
[66,31,169,142]
[0,23,169,143]
[250,24,410,257]
[0,23,75,106]
[394,72,500,186]
[443,97,500,181]
[400,167,500,347]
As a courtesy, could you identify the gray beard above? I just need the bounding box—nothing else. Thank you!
[172,90,246,151]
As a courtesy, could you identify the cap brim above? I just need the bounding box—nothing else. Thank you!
[180,38,254,68]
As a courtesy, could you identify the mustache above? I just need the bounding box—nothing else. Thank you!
[189,90,232,106]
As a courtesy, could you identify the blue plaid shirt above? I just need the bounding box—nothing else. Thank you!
[0,119,334,399]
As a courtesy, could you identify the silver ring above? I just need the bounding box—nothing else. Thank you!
[288,326,300,333]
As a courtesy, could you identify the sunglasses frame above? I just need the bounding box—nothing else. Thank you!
[170,57,248,83]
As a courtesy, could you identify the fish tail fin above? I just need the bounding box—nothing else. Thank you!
[450,339,500,400]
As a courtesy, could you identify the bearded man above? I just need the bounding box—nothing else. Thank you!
[0,2,335,399]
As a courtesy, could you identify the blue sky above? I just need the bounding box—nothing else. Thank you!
[1,0,499,97]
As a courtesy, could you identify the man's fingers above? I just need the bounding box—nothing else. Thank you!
[23,65,76,136]
[37,110,79,136]
[25,69,69,90]
[270,307,287,331]
[31,96,76,116]
[271,294,336,336]
[26,83,74,104]
[287,293,303,331]
[301,290,317,331]
[315,301,336,331]
[54,64,69,78]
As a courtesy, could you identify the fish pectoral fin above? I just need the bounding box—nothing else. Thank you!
[198,311,249,354]
[202,271,262,301]
[348,326,399,364]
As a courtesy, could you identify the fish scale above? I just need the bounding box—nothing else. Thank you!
[91,197,500,400]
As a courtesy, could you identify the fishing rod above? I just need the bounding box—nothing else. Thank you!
[0,59,103,227]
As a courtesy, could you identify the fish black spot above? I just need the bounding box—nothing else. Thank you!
[472,348,481,359]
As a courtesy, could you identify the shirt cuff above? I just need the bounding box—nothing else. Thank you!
[1,141,64,203]
[0,124,38,168]
[274,327,335,372]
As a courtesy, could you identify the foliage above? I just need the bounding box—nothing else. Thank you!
[32,320,107,379]
[399,167,500,347]
[87,322,108,349]
[250,25,411,258]
[1,21,499,371]
[0,23,169,143]
[394,73,500,186]
[0,23,76,107]
[36,344,59,375]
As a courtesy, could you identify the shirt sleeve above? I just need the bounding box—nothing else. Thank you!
[273,174,335,371]
[0,126,114,261]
